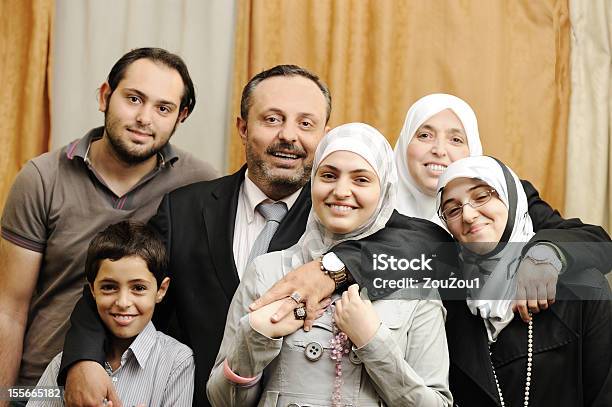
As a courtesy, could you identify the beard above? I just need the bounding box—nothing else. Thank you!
[103,111,178,165]
[246,141,312,191]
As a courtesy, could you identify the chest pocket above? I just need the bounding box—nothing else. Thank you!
[372,299,417,354]
[373,300,407,328]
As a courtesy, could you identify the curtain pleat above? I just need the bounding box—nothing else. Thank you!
[229,0,570,211]
[0,0,54,212]
[566,0,611,232]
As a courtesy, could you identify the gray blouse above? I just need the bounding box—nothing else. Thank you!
[207,251,452,406]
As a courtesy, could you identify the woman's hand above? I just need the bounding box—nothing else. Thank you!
[249,297,331,338]
[333,284,380,348]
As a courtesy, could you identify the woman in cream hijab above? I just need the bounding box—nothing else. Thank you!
[207,123,453,407]
[394,93,482,221]
[436,155,611,407]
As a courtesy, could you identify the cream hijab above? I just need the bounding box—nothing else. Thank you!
[394,93,483,222]
[284,122,398,269]
[437,156,534,341]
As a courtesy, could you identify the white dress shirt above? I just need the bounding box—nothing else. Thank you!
[233,170,301,279]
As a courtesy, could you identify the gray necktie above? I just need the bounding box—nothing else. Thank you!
[247,201,288,265]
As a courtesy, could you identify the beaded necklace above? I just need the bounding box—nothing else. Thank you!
[329,303,351,407]
[488,312,533,407]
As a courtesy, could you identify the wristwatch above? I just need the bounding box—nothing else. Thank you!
[320,252,348,290]
[524,243,563,273]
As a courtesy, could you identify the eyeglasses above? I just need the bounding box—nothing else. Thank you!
[438,188,497,222]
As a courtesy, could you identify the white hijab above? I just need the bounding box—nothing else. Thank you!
[284,122,398,269]
[394,93,483,222]
[436,156,534,342]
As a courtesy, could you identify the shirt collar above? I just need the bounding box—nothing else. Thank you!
[66,126,179,167]
[243,169,302,224]
[125,321,157,369]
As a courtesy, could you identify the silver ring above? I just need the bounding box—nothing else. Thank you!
[290,291,302,304]
[294,305,307,320]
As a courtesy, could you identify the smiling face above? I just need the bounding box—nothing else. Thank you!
[90,255,169,341]
[238,75,328,198]
[441,177,508,254]
[312,150,381,234]
[99,58,188,165]
[406,109,470,196]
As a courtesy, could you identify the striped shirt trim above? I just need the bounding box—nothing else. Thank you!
[66,128,102,160]
[117,195,128,210]
[1,227,45,252]
[66,140,79,159]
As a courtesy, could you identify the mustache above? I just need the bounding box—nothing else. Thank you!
[128,123,153,134]
[265,142,307,158]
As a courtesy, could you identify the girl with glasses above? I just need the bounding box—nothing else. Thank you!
[392,93,610,320]
[436,155,611,407]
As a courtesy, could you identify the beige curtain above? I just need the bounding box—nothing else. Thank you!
[0,0,54,213]
[229,0,570,211]
[566,0,611,232]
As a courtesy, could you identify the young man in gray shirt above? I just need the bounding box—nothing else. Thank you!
[0,47,217,404]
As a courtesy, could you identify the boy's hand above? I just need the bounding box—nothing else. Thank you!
[333,285,380,348]
[65,361,122,407]
[249,260,335,331]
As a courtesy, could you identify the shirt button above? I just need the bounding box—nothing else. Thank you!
[286,404,300,407]
[349,349,362,365]
[304,342,323,361]
[112,377,118,382]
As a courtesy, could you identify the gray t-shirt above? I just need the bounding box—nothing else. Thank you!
[1,127,218,385]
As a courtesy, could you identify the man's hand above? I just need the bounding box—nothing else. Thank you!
[334,285,380,348]
[64,361,122,407]
[512,258,558,323]
[249,259,335,331]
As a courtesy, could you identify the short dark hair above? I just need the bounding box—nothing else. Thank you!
[106,47,196,121]
[85,221,167,287]
[240,64,332,123]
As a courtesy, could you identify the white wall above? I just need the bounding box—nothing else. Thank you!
[52,0,237,172]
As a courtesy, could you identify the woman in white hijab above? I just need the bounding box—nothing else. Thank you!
[207,123,453,407]
[436,156,612,407]
[394,93,482,221]
[392,93,610,321]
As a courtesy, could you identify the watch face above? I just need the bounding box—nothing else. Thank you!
[528,245,562,271]
[322,253,344,272]
[531,246,552,261]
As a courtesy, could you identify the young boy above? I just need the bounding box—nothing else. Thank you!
[28,221,194,406]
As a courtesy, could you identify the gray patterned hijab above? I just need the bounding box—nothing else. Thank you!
[286,122,398,269]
